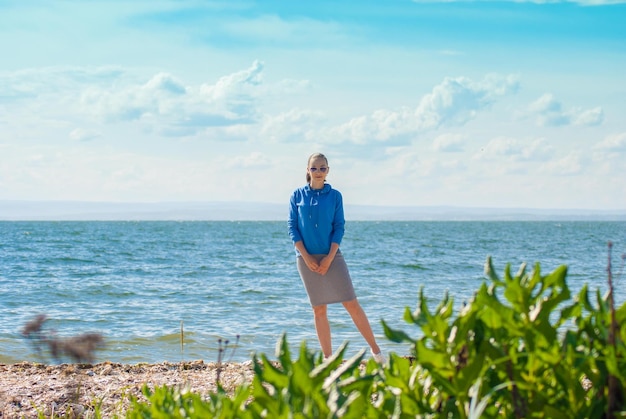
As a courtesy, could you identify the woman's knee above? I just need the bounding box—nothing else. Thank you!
[342,299,360,311]
[312,304,328,318]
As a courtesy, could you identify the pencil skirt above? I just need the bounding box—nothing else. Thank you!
[296,252,357,306]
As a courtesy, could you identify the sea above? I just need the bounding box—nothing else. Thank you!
[1,221,624,365]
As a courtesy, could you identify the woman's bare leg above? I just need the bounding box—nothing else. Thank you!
[312,304,332,357]
[342,299,381,354]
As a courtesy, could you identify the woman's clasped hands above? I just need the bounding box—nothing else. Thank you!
[303,254,333,275]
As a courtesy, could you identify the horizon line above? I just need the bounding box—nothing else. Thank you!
[1,199,624,212]
[0,200,624,222]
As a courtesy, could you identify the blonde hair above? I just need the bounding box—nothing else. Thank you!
[306,153,328,183]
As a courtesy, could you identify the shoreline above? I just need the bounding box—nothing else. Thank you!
[0,360,255,418]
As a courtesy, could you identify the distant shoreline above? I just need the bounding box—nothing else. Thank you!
[1,200,624,221]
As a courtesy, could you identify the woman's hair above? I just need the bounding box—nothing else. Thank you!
[306,153,328,183]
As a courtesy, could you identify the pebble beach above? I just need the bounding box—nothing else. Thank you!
[0,360,255,418]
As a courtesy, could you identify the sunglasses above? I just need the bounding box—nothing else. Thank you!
[309,167,328,173]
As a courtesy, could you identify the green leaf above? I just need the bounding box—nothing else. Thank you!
[256,353,289,389]
[275,332,292,374]
[382,319,415,343]
[484,256,500,283]
[323,349,365,391]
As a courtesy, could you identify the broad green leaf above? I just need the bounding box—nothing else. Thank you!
[382,319,415,343]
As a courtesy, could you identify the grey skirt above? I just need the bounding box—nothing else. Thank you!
[296,252,357,306]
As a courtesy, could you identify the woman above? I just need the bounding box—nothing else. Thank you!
[288,153,385,363]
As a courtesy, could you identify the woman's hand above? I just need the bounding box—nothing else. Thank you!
[295,241,320,272]
[295,241,338,275]
[302,254,320,272]
[316,243,339,275]
[316,255,334,275]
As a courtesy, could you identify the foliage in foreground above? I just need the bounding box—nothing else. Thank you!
[122,257,626,418]
[125,340,386,419]
[382,256,625,418]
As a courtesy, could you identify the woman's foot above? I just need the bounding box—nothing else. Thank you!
[371,350,387,364]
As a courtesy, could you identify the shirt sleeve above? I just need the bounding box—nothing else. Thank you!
[330,190,345,245]
[288,191,303,244]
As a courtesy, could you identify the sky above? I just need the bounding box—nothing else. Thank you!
[0,0,625,211]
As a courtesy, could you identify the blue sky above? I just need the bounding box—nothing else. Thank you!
[1,0,625,210]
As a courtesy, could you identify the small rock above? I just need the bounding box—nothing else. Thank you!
[68,403,85,417]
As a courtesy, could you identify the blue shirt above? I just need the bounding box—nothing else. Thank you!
[288,183,345,255]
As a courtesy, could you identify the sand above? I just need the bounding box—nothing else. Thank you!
[0,360,255,418]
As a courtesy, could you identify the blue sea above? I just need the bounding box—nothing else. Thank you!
[1,221,624,365]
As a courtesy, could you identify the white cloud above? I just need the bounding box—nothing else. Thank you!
[573,107,604,126]
[329,107,414,144]
[80,65,262,126]
[0,145,266,202]
[69,128,102,142]
[540,152,583,176]
[0,66,124,99]
[433,133,465,152]
[0,62,288,140]
[225,152,271,169]
[259,109,325,143]
[575,0,626,4]
[414,73,520,128]
[528,94,604,127]
[144,73,187,95]
[0,62,622,209]
[330,73,519,144]
[199,60,263,101]
[475,137,554,162]
[594,132,626,152]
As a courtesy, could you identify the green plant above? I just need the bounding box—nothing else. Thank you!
[124,334,385,418]
[247,333,383,418]
[126,382,254,419]
[382,256,626,418]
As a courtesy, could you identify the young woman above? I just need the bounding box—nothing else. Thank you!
[288,153,385,363]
